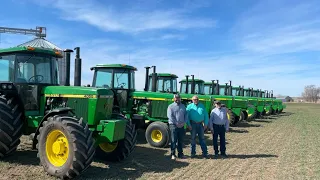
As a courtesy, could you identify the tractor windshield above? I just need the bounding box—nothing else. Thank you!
[0,55,15,82]
[180,81,204,94]
[219,87,225,95]
[232,89,237,96]
[0,53,59,84]
[148,77,177,93]
[93,68,135,89]
[204,85,211,95]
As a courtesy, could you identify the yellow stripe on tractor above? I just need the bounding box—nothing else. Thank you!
[45,94,112,98]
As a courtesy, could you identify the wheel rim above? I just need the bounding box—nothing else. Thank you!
[227,113,230,120]
[99,142,118,153]
[151,130,162,143]
[46,130,69,167]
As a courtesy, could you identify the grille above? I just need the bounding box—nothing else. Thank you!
[151,101,169,118]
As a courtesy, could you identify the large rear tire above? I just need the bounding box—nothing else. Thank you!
[145,121,170,148]
[37,115,95,179]
[0,95,23,158]
[95,115,137,162]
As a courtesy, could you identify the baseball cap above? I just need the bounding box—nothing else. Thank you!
[173,94,181,98]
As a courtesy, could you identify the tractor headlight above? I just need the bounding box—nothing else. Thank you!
[7,84,13,89]
[1,84,7,89]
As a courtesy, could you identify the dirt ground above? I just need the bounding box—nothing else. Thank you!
[0,103,319,180]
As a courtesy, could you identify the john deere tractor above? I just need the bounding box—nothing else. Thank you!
[0,47,136,179]
[200,80,254,125]
[90,64,212,148]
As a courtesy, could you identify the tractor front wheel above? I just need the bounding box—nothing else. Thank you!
[145,121,170,148]
[37,115,95,179]
[227,109,237,126]
[247,109,257,121]
[95,118,137,162]
[0,95,23,158]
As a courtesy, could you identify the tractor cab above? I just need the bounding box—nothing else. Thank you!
[0,46,62,113]
[143,66,178,93]
[179,75,204,94]
[90,64,137,113]
[212,80,232,96]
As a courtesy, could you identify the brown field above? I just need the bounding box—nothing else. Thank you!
[0,103,320,180]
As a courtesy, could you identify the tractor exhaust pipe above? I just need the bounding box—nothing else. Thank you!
[185,75,189,94]
[238,85,241,96]
[242,86,245,96]
[216,80,219,95]
[74,47,81,86]
[63,49,73,86]
[151,66,157,92]
[191,75,195,94]
[144,66,150,91]
[229,80,232,96]
[224,83,228,95]
[211,80,215,95]
[271,90,274,98]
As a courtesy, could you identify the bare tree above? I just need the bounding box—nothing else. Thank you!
[302,85,320,103]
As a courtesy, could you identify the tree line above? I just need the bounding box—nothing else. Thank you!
[302,85,320,103]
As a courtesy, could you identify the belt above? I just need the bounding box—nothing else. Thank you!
[213,123,224,127]
[190,120,203,124]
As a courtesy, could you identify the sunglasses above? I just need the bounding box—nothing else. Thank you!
[192,99,199,101]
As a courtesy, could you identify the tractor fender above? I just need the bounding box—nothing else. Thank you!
[32,107,74,149]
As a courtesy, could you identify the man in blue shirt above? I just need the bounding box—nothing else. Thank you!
[186,95,209,158]
[209,100,229,159]
[167,94,188,160]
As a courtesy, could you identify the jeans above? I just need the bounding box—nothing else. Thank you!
[190,122,208,156]
[213,124,226,155]
[169,124,185,157]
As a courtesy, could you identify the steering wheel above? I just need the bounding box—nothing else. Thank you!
[117,83,126,88]
[29,75,44,83]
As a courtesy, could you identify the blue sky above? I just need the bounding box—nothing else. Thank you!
[1,0,320,97]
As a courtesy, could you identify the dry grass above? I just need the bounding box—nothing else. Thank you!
[0,103,320,180]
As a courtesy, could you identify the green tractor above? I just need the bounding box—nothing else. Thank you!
[0,46,136,179]
[238,87,266,118]
[200,80,255,124]
[90,65,214,148]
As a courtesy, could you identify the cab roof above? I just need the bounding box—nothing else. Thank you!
[179,79,204,83]
[0,46,63,58]
[90,64,137,71]
[148,73,178,78]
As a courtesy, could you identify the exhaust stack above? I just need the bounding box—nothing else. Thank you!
[63,49,73,86]
[191,75,195,94]
[151,66,157,92]
[216,80,219,95]
[224,83,228,95]
[185,75,189,93]
[211,80,215,95]
[144,66,150,91]
[74,47,81,86]
[229,80,232,96]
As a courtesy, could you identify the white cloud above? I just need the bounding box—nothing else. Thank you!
[32,0,216,34]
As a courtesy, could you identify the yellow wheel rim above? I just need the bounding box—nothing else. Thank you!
[99,142,118,153]
[46,130,69,167]
[227,113,230,120]
[151,130,162,143]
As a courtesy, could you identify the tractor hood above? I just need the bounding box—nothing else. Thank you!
[43,86,113,97]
